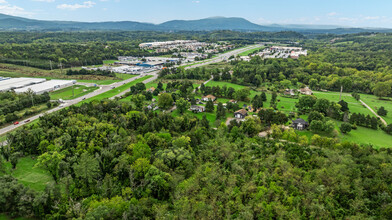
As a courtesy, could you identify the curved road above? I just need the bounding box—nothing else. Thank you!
[0,44,260,137]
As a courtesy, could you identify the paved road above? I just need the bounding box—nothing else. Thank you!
[0,73,158,136]
[0,45,259,137]
[183,44,262,70]
[359,99,388,126]
[111,72,159,99]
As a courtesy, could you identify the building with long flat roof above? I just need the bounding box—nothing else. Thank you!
[0,78,46,92]
[14,80,75,94]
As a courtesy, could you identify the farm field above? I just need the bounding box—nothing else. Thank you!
[49,85,99,100]
[2,156,54,192]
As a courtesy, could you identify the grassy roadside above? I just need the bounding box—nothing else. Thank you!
[50,85,99,100]
[238,46,265,56]
[78,75,153,105]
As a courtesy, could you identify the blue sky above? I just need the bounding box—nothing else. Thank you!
[1,0,392,28]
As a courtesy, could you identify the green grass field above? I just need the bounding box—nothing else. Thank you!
[335,120,392,149]
[50,85,99,100]
[78,75,152,104]
[360,94,392,124]
[3,156,54,192]
[0,214,30,220]
[103,60,119,64]
[313,91,372,115]
[297,120,392,149]
[238,46,265,56]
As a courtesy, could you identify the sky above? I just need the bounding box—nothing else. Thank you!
[1,0,392,28]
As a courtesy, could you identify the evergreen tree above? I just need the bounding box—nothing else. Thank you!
[377,106,388,116]
[205,100,214,112]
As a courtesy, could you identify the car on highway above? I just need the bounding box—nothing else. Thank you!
[14,121,19,125]
[59,104,65,108]
[82,97,86,100]
[24,120,30,123]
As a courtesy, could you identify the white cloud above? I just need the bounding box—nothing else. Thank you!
[0,0,32,16]
[364,16,380,20]
[57,1,95,10]
[327,12,337,16]
[192,1,200,3]
[33,0,55,2]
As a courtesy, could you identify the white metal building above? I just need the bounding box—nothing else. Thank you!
[0,78,46,92]
[14,80,76,94]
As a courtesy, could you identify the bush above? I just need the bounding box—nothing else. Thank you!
[340,122,352,134]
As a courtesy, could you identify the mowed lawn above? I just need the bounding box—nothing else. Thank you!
[360,94,392,124]
[3,156,54,192]
[313,91,372,115]
[205,81,298,113]
[334,120,392,149]
[50,85,99,100]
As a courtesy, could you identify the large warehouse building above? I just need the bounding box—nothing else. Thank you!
[14,80,76,94]
[0,77,47,92]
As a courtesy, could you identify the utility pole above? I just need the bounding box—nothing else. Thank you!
[339,85,343,101]
[30,93,34,106]
[72,84,75,97]
[49,60,53,70]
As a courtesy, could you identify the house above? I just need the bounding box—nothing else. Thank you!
[229,99,237,104]
[147,103,156,110]
[291,118,309,130]
[234,109,248,119]
[190,105,205,113]
[284,89,296,96]
[299,87,313,95]
[147,87,156,92]
[202,95,216,102]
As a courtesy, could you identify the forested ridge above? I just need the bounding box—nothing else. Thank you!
[1,100,392,219]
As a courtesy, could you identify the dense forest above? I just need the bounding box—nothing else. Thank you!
[1,100,392,219]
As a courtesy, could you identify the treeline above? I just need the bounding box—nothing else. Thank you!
[1,100,392,219]
[159,67,214,80]
[66,69,116,77]
[0,91,51,125]
[0,31,305,44]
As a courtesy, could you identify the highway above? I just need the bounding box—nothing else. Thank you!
[0,44,260,137]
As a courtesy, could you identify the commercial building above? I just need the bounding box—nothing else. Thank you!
[14,80,76,94]
[0,77,46,92]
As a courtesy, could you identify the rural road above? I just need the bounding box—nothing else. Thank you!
[359,100,388,126]
[0,44,259,137]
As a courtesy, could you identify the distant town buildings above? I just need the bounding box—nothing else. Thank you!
[239,45,308,61]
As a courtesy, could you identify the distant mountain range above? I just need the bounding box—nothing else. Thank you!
[0,14,391,34]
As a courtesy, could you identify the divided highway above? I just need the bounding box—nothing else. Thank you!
[0,44,261,137]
